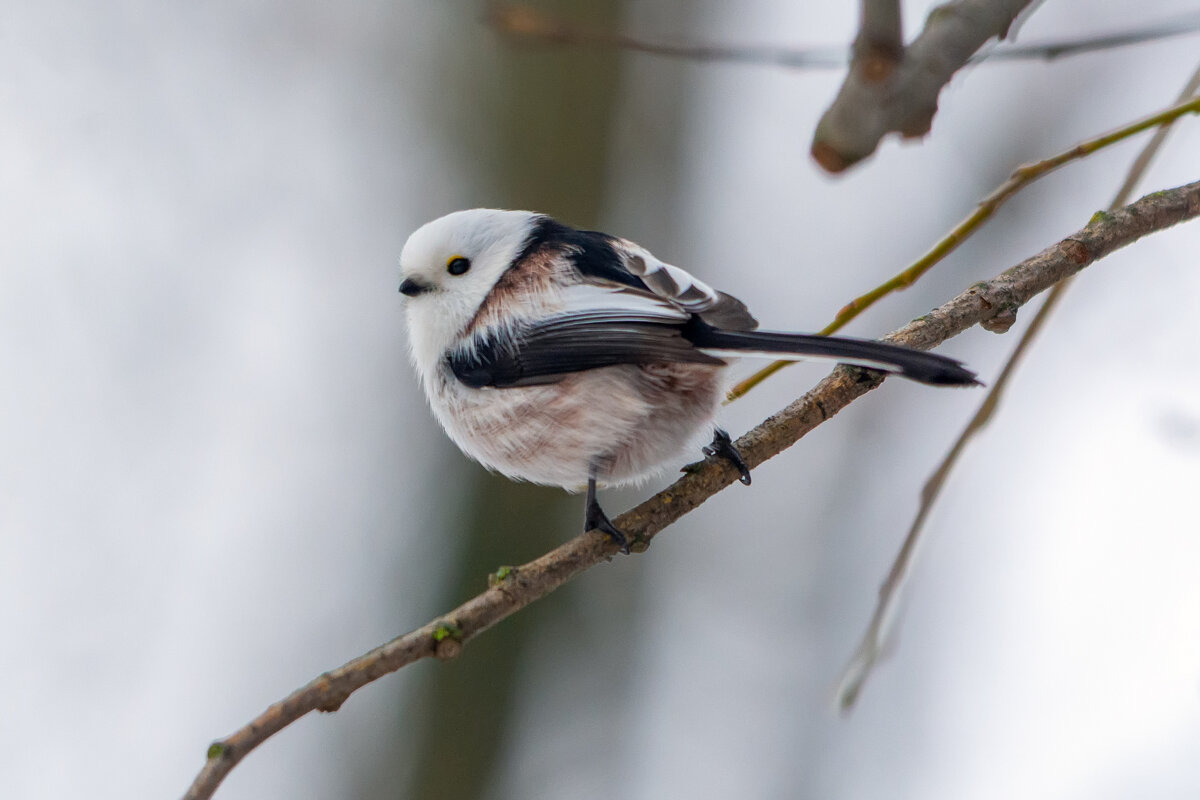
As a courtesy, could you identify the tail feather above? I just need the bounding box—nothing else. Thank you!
[686,324,979,386]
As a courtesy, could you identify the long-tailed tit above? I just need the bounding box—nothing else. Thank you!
[400,209,978,551]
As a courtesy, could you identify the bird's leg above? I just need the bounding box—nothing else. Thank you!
[703,428,752,485]
[585,474,629,554]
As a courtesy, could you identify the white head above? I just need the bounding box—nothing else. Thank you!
[399,208,538,376]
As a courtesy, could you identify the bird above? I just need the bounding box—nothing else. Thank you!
[399,209,978,552]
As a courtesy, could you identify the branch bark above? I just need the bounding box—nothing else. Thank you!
[183,180,1200,800]
[813,0,1035,172]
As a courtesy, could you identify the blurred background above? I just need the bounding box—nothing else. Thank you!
[4,1,1200,798]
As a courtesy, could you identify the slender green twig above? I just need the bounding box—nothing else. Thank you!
[727,92,1200,402]
[835,62,1200,712]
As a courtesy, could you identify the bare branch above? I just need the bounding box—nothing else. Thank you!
[812,0,1035,172]
[836,276,1067,712]
[836,61,1200,711]
[485,1,847,68]
[183,182,1200,800]
[487,4,1200,71]
[983,12,1200,61]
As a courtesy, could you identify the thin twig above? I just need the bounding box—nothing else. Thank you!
[183,182,1200,800]
[836,280,1066,712]
[974,11,1200,61]
[486,1,846,69]
[835,62,1200,712]
[727,92,1200,402]
[487,3,1200,71]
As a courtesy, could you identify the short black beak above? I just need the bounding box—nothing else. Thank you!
[399,277,431,297]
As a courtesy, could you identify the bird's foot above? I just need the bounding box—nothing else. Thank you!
[703,428,751,485]
[585,496,630,555]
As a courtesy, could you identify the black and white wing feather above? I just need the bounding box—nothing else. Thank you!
[449,215,978,388]
[616,248,758,331]
[516,216,758,329]
[449,300,724,389]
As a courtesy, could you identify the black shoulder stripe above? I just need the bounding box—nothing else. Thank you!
[508,215,560,269]
[512,216,648,292]
[568,230,647,291]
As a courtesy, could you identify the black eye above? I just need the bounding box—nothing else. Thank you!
[447,256,471,276]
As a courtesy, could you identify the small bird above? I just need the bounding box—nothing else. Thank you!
[399,209,977,552]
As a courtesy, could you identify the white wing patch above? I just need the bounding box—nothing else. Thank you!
[623,252,719,314]
[558,282,690,323]
[616,243,758,330]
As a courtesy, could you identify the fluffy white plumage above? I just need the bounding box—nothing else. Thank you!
[399,209,727,489]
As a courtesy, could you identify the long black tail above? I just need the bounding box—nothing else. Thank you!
[685,323,979,386]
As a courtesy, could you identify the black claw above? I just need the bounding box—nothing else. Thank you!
[585,500,629,554]
[703,428,752,485]
[586,475,630,554]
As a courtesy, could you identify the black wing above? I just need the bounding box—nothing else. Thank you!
[515,216,649,292]
[448,311,724,389]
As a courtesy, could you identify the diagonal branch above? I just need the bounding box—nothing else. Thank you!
[183,181,1200,800]
[813,0,1036,172]
[985,12,1200,61]
[728,92,1200,401]
[835,61,1200,711]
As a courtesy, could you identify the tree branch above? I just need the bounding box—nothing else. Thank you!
[485,0,848,68]
[812,0,1035,172]
[183,180,1200,800]
[835,60,1200,712]
[853,0,905,82]
[729,92,1200,401]
[984,12,1200,62]
[486,3,1200,72]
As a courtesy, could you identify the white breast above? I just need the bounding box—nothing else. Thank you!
[422,361,726,490]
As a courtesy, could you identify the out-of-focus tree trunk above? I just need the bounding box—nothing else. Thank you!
[354,3,629,799]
